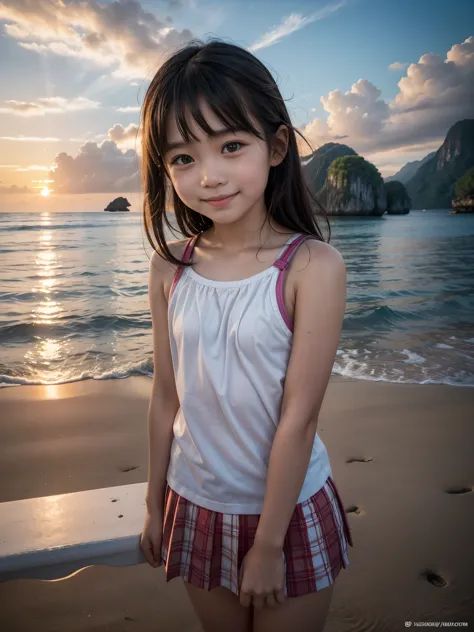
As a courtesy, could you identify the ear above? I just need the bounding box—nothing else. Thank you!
[269,124,289,167]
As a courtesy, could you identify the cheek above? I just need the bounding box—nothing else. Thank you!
[170,171,195,200]
[237,157,269,191]
[237,162,268,195]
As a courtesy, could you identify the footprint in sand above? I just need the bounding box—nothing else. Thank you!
[119,465,140,472]
[346,457,374,463]
[444,485,473,495]
[346,504,364,515]
[420,569,447,588]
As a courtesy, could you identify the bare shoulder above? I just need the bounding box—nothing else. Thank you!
[292,238,346,278]
[150,238,188,274]
[149,238,190,303]
[291,239,346,325]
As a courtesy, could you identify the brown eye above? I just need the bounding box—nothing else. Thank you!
[171,140,245,166]
[171,154,193,166]
[223,142,243,153]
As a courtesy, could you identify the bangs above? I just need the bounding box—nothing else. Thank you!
[159,64,266,156]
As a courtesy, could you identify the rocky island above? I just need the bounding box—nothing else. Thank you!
[301,118,473,214]
[302,144,411,216]
[326,155,386,216]
[385,181,411,214]
[451,194,474,213]
[104,197,131,212]
[450,166,474,213]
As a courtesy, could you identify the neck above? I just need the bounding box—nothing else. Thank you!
[202,203,289,253]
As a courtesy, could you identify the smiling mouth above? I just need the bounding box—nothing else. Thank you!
[202,193,238,202]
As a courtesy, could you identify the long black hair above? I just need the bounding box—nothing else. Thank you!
[140,38,330,267]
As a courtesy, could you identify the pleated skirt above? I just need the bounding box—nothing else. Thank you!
[160,475,354,598]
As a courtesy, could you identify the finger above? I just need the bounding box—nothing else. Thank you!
[148,541,160,566]
[265,593,277,609]
[240,591,252,609]
[142,538,160,567]
[275,588,286,605]
[252,594,265,610]
[151,541,162,566]
[141,542,157,567]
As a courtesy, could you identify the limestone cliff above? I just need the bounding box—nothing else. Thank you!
[326,155,386,216]
[385,180,411,214]
[405,119,474,209]
[451,195,474,213]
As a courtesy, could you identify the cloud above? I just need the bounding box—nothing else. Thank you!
[0,96,100,117]
[0,0,194,80]
[0,184,35,194]
[0,136,85,142]
[248,1,346,52]
[49,139,140,193]
[392,36,474,113]
[0,136,63,142]
[116,105,141,112]
[15,165,56,172]
[298,36,474,157]
[388,61,410,71]
[321,79,390,137]
[108,122,140,144]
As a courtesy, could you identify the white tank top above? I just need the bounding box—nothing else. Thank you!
[166,231,333,514]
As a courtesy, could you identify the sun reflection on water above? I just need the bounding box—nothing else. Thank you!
[26,213,69,383]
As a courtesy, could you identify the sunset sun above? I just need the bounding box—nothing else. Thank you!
[41,187,51,197]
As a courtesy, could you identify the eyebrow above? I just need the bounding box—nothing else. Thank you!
[165,127,246,154]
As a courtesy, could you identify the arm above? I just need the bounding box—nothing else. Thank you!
[254,242,347,551]
[145,248,181,516]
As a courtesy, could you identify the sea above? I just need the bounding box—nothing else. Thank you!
[0,209,473,389]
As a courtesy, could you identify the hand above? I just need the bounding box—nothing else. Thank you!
[140,509,163,568]
[238,542,286,610]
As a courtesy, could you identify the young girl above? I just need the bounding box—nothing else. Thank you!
[139,39,353,632]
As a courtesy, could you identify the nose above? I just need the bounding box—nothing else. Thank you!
[200,161,227,188]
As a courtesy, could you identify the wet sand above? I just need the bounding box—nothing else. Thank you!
[1,376,473,631]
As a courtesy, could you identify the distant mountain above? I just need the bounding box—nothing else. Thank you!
[405,119,474,209]
[385,152,436,184]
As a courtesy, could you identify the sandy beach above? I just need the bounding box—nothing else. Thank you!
[1,375,473,631]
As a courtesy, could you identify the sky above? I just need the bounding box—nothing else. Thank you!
[0,0,473,212]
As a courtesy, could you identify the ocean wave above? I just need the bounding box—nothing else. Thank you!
[0,357,154,388]
[344,305,424,330]
[1,355,472,389]
[0,313,149,342]
[0,222,113,232]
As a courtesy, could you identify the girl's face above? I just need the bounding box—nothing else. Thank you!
[163,98,287,224]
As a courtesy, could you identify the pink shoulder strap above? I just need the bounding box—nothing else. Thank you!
[274,234,314,333]
[273,234,311,270]
[169,233,200,300]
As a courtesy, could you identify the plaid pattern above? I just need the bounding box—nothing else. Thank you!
[160,475,354,598]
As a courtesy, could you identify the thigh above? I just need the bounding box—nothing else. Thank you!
[184,581,253,632]
[253,584,334,632]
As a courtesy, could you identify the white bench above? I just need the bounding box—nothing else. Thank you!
[0,483,149,582]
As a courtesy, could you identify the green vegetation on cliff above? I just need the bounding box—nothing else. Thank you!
[328,155,383,205]
[454,166,474,198]
[303,142,357,200]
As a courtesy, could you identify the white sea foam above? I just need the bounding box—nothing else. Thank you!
[400,349,425,364]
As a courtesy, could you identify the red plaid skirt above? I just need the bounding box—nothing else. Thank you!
[160,475,354,598]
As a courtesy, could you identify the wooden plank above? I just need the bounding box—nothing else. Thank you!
[0,483,148,581]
